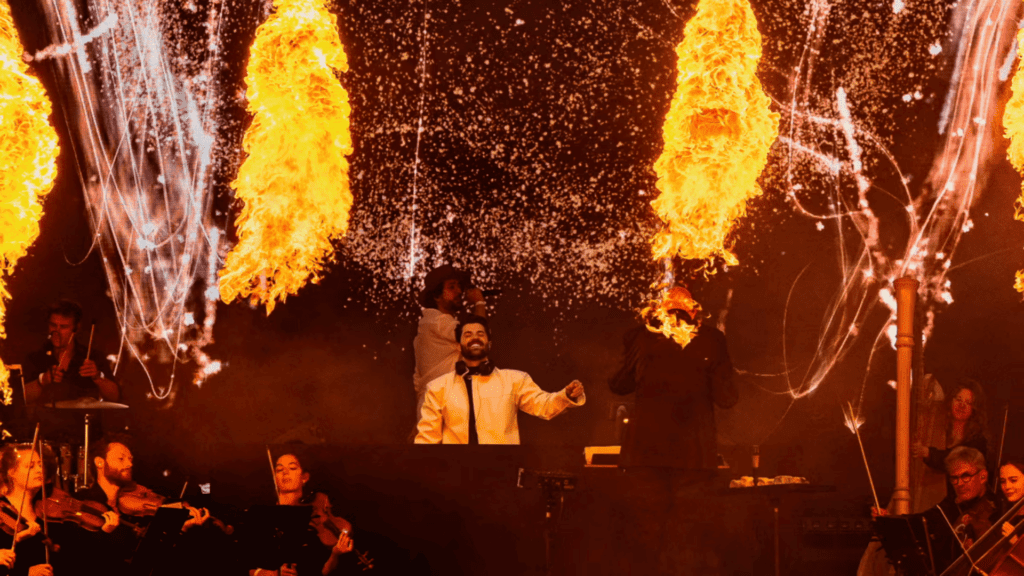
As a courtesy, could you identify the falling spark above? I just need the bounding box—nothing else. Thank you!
[0,0,60,405]
[1004,25,1024,293]
[219,0,354,314]
[646,0,779,346]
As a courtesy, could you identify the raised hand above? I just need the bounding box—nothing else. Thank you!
[565,380,584,400]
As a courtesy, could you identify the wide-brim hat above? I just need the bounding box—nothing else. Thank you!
[418,264,471,308]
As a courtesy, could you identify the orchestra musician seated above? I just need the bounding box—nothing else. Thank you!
[876,446,998,573]
[249,452,355,576]
[999,457,1024,544]
[0,444,54,576]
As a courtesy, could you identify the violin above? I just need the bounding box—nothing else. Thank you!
[310,493,373,571]
[34,487,143,537]
[955,497,997,548]
[0,498,31,538]
[117,482,232,534]
[116,483,164,517]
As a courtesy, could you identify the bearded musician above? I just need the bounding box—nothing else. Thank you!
[62,434,216,575]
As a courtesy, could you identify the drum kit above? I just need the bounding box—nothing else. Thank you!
[6,364,129,492]
[41,397,129,492]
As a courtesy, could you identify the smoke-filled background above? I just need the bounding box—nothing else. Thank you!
[4,0,1024,570]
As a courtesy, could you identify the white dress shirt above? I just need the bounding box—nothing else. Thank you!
[415,367,586,444]
[413,308,460,406]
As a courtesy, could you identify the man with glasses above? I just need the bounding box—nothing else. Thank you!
[921,446,997,572]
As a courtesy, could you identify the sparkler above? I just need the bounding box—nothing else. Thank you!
[843,402,879,510]
[647,0,779,347]
[218,0,354,314]
[0,0,60,405]
[773,0,1018,404]
[1004,25,1024,293]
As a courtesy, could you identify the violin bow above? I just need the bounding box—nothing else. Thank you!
[266,447,279,502]
[936,504,985,575]
[10,424,40,552]
[994,403,1010,492]
[37,433,49,564]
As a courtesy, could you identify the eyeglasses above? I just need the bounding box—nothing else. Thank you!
[950,470,981,484]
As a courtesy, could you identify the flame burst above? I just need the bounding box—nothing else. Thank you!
[1004,26,1024,294]
[646,0,779,345]
[219,0,354,314]
[0,0,59,403]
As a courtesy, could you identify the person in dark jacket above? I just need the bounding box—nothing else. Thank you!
[607,284,739,575]
[610,285,738,469]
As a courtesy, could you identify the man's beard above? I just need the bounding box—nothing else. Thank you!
[461,341,489,361]
[104,467,132,487]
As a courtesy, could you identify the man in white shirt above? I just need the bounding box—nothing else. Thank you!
[413,265,486,417]
[415,315,585,444]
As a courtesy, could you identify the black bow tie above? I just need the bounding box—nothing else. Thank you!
[456,360,495,377]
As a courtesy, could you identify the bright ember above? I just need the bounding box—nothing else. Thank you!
[219,0,354,314]
[0,0,60,403]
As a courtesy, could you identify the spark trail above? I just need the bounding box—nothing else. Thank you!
[36,0,229,399]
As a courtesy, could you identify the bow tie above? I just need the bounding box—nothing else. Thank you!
[456,360,495,377]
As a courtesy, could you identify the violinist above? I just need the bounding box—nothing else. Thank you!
[999,458,1024,544]
[249,452,354,576]
[922,447,997,572]
[79,434,209,531]
[0,443,55,576]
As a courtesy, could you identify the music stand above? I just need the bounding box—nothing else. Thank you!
[127,507,191,576]
[239,505,316,569]
[874,515,938,576]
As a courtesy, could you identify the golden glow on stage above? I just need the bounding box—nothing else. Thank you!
[1004,26,1024,295]
[647,0,778,346]
[219,0,354,314]
[0,0,59,404]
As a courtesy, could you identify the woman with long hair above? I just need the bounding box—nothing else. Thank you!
[913,379,989,476]
[0,443,54,576]
[249,452,354,576]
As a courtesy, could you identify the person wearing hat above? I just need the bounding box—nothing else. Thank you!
[413,265,487,419]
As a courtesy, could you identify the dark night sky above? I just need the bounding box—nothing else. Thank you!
[3,0,1024,511]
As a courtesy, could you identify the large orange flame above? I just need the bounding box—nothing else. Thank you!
[646,0,779,346]
[0,0,59,407]
[219,0,354,314]
[1004,27,1024,294]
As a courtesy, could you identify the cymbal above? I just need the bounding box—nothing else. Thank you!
[50,398,129,410]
